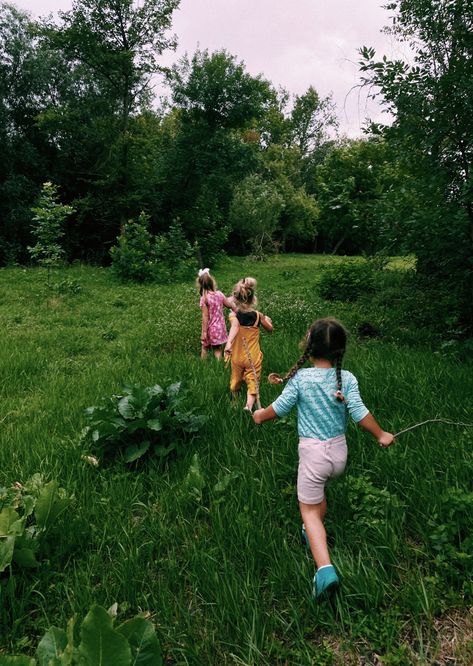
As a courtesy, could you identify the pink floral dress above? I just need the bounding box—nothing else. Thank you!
[200,290,228,346]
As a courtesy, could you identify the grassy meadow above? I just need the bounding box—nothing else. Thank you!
[0,255,472,664]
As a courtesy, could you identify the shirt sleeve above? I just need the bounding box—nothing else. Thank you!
[344,373,369,423]
[272,376,299,417]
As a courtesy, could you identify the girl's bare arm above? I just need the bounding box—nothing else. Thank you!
[223,295,236,310]
[358,413,395,448]
[224,316,240,354]
[253,405,278,424]
[260,313,273,332]
[201,305,209,344]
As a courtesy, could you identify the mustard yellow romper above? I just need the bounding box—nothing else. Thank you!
[229,311,262,395]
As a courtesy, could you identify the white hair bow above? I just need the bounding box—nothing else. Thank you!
[198,268,210,277]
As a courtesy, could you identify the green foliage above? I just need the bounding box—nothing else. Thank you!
[153,220,195,282]
[83,382,206,463]
[110,214,195,283]
[318,259,377,301]
[27,182,74,283]
[1,604,163,665]
[0,475,71,574]
[359,0,473,328]
[110,212,157,283]
[427,488,473,581]
[229,174,284,258]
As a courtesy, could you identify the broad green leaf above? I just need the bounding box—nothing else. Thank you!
[153,443,176,457]
[0,535,16,573]
[13,547,39,568]
[146,419,162,432]
[37,627,68,665]
[0,508,21,536]
[147,385,163,397]
[118,396,137,420]
[116,617,163,666]
[0,656,36,665]
[78,605,131,666]
[166,382,181,397]
[35,481,69,530]
[124,442,150,463]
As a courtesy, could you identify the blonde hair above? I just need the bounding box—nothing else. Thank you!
[196,272,217,296]
[232,276,257,309]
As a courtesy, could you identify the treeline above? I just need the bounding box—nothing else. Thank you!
[1,0,472,328]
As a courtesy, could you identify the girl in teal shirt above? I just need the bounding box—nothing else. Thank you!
[253,317,395,601]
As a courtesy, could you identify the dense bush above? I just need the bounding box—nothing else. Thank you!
[318,259,377,301]
[82,382,207,463]
[110,215,195,283]
[110,212,157,282]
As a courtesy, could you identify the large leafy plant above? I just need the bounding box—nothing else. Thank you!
[83,382,206,463]
[0,604,163,665]
[0,475,71,574]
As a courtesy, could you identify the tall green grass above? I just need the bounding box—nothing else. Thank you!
[0,257,472,664]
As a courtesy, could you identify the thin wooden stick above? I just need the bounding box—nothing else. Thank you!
[394,418,473,438]
[242,336,262,410]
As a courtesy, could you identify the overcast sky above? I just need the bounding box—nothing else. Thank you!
[14,0,409,136]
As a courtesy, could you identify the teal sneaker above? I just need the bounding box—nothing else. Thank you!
[301,523,310,548]
[313,565,339,601]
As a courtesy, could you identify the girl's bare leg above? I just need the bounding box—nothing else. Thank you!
[200,345,208,360]
[299,499,331,568]
[213,347,223,360]
[244,392,256,411]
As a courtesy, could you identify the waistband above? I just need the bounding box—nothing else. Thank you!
[299,434,346,446]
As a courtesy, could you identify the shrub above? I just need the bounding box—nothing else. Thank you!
[110,212,157,282]
[318,259,377,302]
[0,474,71,573]
[154,220,195,282]
[1,604,163,665]
[82,382,207,463]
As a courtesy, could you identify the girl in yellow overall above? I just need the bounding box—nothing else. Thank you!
[224,277,273,411]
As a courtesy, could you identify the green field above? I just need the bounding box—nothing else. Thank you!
[1,255,472,664]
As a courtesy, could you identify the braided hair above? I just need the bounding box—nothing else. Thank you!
[283,318,347,401]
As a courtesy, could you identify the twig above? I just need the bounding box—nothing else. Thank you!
[242,336,261,410]
[395,418,473,438]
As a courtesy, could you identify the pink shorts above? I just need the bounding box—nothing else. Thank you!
[297,435,347,505]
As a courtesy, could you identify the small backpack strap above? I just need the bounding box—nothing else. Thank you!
[254,311,260,327]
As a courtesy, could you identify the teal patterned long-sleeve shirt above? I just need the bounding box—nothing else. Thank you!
[272,367,369,440]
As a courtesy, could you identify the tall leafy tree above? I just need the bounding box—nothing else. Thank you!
[41,0,180,259]
[158,50,274,255]
[360,0,473,327]
[0,3,55,264]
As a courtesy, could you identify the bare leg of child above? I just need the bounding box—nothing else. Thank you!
[201,345,208,360]
[299,499,331,568]
[244,392,256,412]
[213,347,222,360]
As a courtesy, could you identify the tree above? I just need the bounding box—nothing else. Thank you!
[40,0,180,258]
[0,3,56,265]
[157,50,274,253]
[229,174,284,258]
[28,182,74,285]
[289,86,338,157]
[359,0,473,327]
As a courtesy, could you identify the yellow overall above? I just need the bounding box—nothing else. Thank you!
[229,311,262,395]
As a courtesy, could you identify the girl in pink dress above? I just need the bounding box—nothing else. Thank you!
[197,268,234,360]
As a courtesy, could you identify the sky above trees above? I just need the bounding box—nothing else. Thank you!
[14,0,406,136]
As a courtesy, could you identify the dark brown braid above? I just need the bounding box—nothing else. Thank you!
[284,349,311,381]
[334,352,345,402]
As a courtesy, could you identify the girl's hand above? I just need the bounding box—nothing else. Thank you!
[378,431,395,448]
